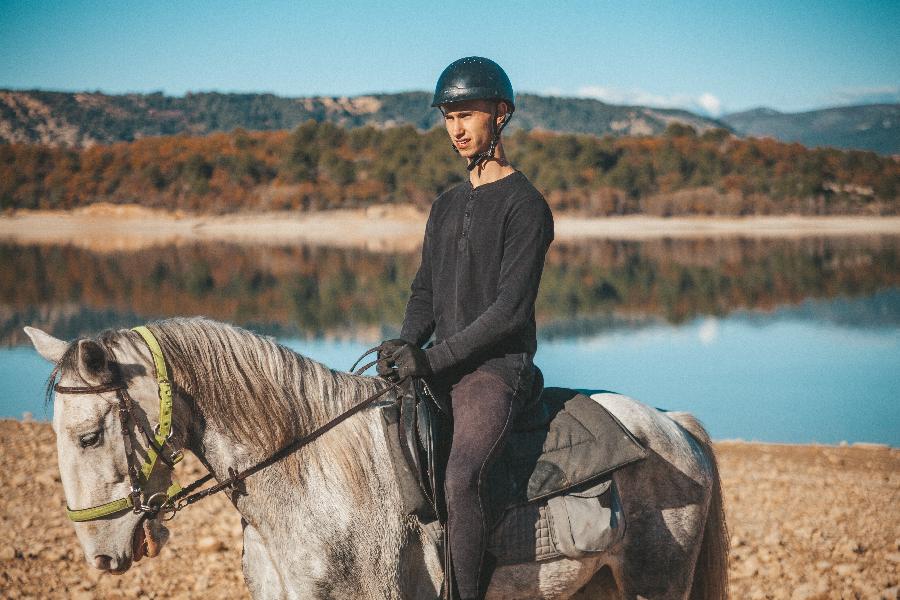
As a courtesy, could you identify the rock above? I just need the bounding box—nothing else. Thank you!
[749,587,767,600]
[834,563,859,577]
[737,556,761,578]
[69,592,93,600]
[851,442,889,450]
[0,545,17,560]
[790,582,827,600]
[196,536,224,553]
[885,552,900,563]
[35,472,57,488]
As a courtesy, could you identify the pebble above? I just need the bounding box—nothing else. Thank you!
[886,552,900,563]
[196,536,225,553]
[834,562,860,577]
[790,581,827,600]
[765,531,783,546]
[0,545,17,560]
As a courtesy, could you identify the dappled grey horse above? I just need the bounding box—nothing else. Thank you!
[27,317,727,599]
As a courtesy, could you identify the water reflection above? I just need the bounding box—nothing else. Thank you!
[4,237,899,443]
[2,236,899,346]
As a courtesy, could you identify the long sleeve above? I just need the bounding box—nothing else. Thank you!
[425,195,553,373]
[399,213,436,347]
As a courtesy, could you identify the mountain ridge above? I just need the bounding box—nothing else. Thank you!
[2,89,896,155]
[0,89,727,147]
[721,103,899,155]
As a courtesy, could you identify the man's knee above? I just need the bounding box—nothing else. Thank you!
[445,459,480,503]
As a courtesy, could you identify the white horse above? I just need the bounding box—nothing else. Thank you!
[26,317,728,599]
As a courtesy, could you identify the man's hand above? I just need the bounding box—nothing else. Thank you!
[390,343,433,380]
[376,338,406,380]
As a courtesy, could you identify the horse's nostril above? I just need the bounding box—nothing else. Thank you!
[94,554,113,570]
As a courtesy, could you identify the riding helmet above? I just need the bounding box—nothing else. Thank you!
[431,56,515,112]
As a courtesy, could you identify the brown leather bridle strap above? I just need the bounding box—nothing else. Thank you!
[55,381,127,394]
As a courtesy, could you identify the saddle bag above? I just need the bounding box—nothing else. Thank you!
[546,477,625,558]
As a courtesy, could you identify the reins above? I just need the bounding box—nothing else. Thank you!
[56,330,405,522]
[166,360,405,514]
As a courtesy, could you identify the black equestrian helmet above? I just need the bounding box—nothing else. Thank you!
[431,56,515,111]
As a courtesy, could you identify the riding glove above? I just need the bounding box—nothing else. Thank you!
[376,338,407,380]
[390,343,433,380]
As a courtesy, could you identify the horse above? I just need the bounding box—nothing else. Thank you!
[25,316,728,599]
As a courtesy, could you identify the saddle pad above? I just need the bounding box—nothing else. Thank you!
[421,503,560,566]
[483,389,646,525]
[420,476,624,566]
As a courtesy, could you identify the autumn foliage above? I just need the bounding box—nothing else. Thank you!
[1,121,897,215]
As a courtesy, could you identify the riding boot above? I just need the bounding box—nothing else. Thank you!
[474,551,497,600]
[442,525,460,600]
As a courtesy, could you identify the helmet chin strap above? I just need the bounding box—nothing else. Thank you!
[467,106,511,172]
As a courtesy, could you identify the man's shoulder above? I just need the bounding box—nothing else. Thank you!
[506,172,552,213]
[428,180,469,213]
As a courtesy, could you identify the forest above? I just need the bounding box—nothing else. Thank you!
[1,121,898,215]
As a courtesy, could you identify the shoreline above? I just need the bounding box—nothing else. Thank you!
[2,204,900,252]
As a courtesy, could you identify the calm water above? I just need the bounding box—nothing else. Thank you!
[2,237,898,445]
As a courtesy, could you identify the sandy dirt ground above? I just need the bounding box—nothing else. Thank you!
[3,204,900,252]
[0,421,897,599]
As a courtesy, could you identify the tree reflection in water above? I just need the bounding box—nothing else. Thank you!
[1,236,898,346]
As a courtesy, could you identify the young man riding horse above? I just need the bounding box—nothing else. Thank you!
[378,56,554,600]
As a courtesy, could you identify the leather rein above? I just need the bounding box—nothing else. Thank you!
[55,327,404,523]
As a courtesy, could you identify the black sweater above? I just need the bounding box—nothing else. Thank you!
[400,170,554,389]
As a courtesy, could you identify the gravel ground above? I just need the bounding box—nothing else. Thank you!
[0,421,897,599]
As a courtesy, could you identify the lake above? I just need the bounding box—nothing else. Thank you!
[2,235,898,445]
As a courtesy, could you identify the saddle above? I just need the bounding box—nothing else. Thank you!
[380,374,647,560]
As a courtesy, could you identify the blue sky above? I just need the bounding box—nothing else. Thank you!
[1,1,897,116]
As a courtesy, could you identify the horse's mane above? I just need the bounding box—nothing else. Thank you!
[54,317,385,486]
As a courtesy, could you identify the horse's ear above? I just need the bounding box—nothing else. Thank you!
[24,327,69,364]
[76,339,108,376]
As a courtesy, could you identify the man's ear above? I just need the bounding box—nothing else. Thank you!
[24,327,69,364]
[496,101,510,124]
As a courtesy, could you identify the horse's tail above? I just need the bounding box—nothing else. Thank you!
[667,412,730,600]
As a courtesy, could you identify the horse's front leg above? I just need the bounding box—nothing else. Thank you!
[242,518,286,600]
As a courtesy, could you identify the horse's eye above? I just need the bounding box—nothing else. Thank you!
[79,431,102,448]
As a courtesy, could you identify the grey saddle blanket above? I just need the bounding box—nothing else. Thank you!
[422,476,626,566]
[484,388,646,515]
[381,387,646,528]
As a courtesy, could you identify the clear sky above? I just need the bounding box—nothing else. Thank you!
[1,1,897,116]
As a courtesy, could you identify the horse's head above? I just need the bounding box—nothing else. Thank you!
[25,326,186,573]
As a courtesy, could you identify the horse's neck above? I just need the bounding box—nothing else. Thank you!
[185,372,403,535]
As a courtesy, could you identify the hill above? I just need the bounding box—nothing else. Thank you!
[0,89,726,147]
[721,104,900,155]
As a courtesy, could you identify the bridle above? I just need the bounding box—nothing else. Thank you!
[54,326,404,523]
[55,326,183,522]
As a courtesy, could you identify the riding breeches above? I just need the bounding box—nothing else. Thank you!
[444,367,524,599]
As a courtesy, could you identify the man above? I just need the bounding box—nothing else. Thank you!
[378,56,554,600]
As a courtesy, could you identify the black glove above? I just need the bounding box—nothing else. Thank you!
[376,338,406,380]
[390,343,433,380]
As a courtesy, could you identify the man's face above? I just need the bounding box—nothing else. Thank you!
[441,99,506,159]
